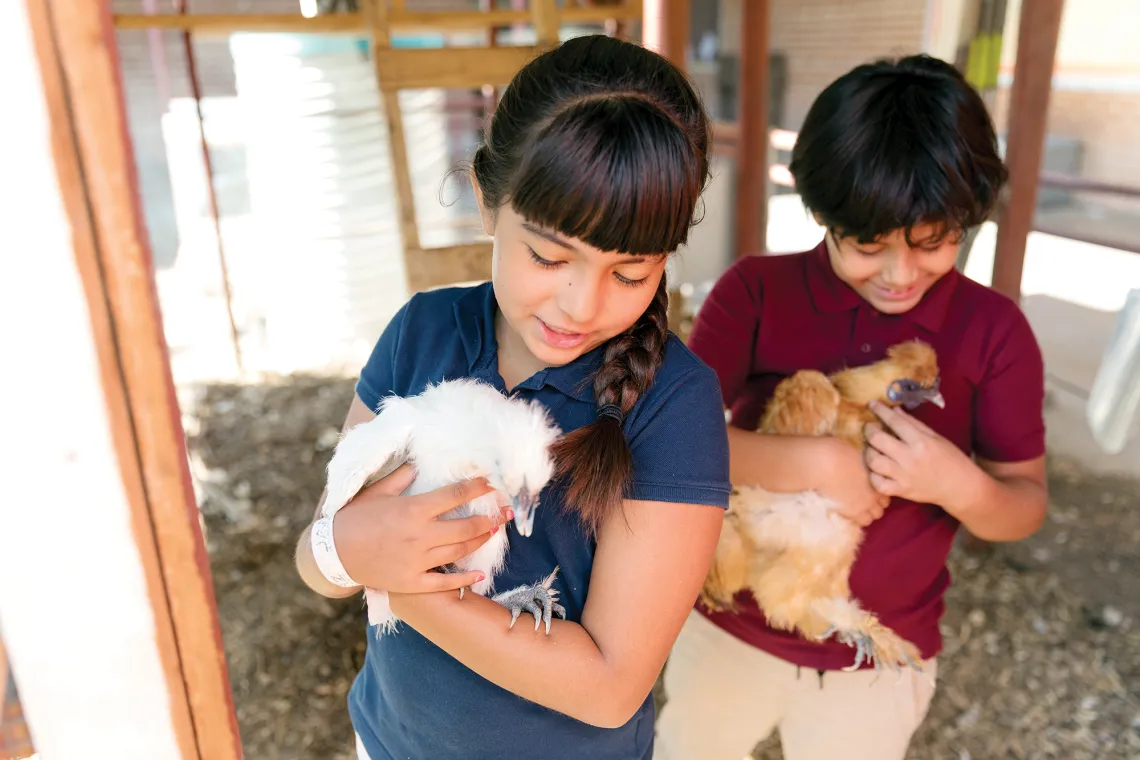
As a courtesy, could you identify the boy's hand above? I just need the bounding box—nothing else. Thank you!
[819,439,890,527]
[864,401,977,508]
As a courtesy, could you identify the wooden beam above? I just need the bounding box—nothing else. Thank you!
[113,12,366,32]
[642,0,690,69]
[734,0,770,257]
[991,0,1065,301]
[113,5,640,33]
[404,243,494,291]
[32,0,241,756]
[560,3,642,23]
[373,45,539,91]
[390,9,529,28]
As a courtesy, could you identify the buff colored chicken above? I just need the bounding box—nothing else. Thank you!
[700,340,945,671]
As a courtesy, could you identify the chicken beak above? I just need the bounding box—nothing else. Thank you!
[511,491,539,537]
[927,391,946,409]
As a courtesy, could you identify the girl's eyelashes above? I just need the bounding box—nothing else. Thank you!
[528,246,562,269]
[614,271,649,288]
[528,245,650,287]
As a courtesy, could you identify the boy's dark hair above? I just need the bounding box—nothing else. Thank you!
[472,34,711,533]
[788,54,1008,245]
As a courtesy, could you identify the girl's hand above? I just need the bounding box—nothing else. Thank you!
[331,463,508,593]
[818,438,891,527]
[864,401,976,507]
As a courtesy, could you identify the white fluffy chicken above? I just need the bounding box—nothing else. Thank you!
[320,378,564,635]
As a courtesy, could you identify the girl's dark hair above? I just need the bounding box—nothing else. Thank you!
[788,54,1008,246]
[473,34,710,533]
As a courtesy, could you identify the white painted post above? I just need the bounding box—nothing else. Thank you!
[0,2,186,757]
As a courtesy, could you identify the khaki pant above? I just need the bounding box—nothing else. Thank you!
[356,732,372,760]
[654,611,937,760]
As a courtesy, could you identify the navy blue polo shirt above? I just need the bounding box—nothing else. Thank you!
[348,281,731,760]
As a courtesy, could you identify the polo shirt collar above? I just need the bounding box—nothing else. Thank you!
[452,281,600,403]
[805,238,959,334]
[454,283,494,373]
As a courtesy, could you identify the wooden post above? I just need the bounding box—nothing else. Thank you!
[642,0,690,69]
[363,0,422,255]
[0,637,7,719]
[962,0,1063,557]
[990,0,1065,300]
[533,0,560,49]
[734,0,770,257]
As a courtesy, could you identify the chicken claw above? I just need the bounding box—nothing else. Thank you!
[817,626,874,671]
[817,624,923,673]
[436,562,474,599]
[491,567,566,635]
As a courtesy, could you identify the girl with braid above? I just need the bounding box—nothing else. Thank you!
[294,35,731,760]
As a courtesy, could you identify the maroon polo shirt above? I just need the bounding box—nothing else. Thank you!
[688,240,1046,670]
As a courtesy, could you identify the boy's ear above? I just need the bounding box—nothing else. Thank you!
[470,169,495,236]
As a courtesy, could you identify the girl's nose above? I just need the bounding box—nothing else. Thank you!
[557,278,602,325]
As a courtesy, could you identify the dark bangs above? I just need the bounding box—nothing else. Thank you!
[506,95,705,255]
[789,55,1008,246]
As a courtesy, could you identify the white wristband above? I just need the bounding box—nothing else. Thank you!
[310,515,360,588]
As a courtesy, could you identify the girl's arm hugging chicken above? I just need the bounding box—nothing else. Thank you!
[700,340,944,672]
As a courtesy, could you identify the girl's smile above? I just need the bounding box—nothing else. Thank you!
[536,318,589,350]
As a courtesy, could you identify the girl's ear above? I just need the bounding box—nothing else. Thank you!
[470,169,495,236]
[812,211,825,227]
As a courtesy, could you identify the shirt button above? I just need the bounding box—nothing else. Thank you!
[861,343,872,353]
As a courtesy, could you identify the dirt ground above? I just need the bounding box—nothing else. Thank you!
[185,374,1140,760]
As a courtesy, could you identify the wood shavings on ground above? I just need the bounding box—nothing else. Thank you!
[186,374,363,760]
[186,375,1139,760]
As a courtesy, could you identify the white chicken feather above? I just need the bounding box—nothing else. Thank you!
[321,378,565,635]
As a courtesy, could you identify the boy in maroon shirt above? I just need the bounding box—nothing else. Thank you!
[654,55,1048,760]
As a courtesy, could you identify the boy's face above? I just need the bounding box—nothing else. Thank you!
[825,223,959,314]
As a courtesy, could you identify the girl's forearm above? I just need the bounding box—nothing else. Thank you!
[389,589,639,729]
[728,426,838,491]
[294,524,363,599]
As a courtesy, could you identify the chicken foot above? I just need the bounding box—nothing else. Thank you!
[491,567,567,635]
[809,597,923,673]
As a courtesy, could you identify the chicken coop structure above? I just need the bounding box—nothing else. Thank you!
[1,0,1102,757]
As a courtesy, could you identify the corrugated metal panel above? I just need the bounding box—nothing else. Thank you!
[113,0,489,381]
